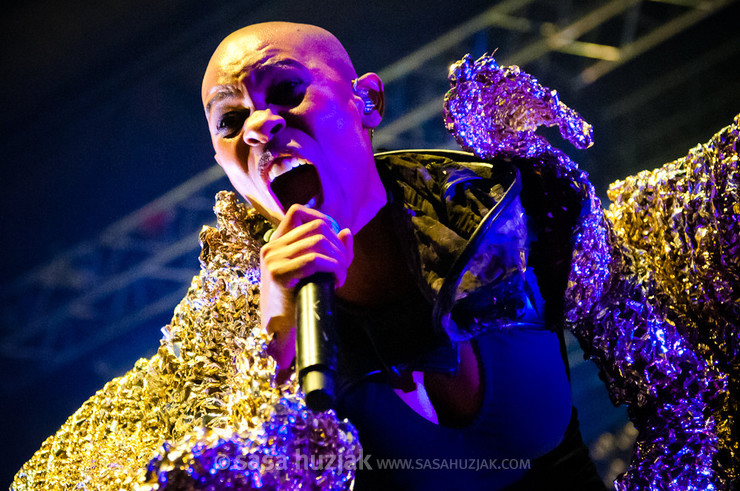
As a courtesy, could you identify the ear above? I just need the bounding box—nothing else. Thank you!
[353,72,384,128]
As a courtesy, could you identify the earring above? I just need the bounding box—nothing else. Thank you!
[352,79,376,114]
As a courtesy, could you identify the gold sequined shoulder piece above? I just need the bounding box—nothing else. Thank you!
[12,191,283,490]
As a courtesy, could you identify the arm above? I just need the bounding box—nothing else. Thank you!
[259,204,353,378]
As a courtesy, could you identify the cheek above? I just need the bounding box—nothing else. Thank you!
[322,100,354,131]
[214,137,250,171]
[299,88,359,138]
[214,141,258,193]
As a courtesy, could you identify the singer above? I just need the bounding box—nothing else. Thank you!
[200,22,606,490]
[13,15,739,490]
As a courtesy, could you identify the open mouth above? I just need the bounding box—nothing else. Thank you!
[269,159,321,211]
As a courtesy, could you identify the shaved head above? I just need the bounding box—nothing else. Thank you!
[202,22,357,105]
[199,21,386,233]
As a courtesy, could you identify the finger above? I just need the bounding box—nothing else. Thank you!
[261,220,347,278]
[273,204,338,240]
[336,228,354,288]
[270,217,344,250]
[269,253,348,289]
[262,226,349,267]
[263,234,351,286]
[338,228,353,255]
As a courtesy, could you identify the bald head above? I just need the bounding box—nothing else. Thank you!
[202,22,357,105]
[200,21,386,232]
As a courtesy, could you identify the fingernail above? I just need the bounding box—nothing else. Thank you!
[327,216,340,234]
[304,196,339,234]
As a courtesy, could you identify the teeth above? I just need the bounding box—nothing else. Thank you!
[267,158,309,182]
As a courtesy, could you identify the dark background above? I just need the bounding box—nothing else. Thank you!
[2,0,739,487]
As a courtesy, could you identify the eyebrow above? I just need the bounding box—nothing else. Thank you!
[252,56,308,74]
[205,86,241,115]
[205,58,309,115]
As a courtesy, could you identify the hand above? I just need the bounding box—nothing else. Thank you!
[259,204,354,371]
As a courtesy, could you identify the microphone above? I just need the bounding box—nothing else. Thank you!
[295,272,337,411]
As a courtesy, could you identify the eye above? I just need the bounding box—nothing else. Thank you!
[216,109,249,138]
[266,80,305,107]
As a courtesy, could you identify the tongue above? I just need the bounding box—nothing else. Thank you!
[270,164,321,211]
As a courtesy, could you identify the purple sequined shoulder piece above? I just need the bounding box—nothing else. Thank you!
[443,53,592,160]
[443,52,737,489]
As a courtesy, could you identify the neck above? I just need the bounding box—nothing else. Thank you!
[337,205,416,306]
[347,166,388,235]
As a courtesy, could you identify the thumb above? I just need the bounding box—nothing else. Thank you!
[335,228,354,288]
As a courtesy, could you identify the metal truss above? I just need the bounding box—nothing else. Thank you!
[1,0,736,388]
[1,166,228,376]
[375,0,737,149]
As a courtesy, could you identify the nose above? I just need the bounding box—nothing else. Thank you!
[243,108,286,146]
